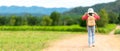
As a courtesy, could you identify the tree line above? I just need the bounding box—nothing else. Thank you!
[0,12,78,26]
[0,9,120,27]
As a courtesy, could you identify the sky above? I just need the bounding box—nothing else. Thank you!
[0,0,116,8]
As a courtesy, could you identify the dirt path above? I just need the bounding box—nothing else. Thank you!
[42,26,120,51]
[109,25,120,35]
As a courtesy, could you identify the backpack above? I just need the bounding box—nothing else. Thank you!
[87,16,96,26]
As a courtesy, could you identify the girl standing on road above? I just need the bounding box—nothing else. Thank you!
[82,8,100,47]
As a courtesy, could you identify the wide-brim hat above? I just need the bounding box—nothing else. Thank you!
[87,8,94,13]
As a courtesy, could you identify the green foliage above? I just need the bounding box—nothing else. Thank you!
[0,16,7,25]
[21,16,28,25]
[35,17,42,26]
[110,0,120,13]
[0,25,86,32]
[40,16,52,26]
[15,16,23,26]
[26,14,37,26]
[9,15,17,26]
[97,24,116,33]
[63,17,75,25]
[96,9,109,27]
[61,13,81,26]
[108,11,118,24]
[118,13,120,24]
[79,17,86,27]
[0,24,116,33]
[50,11,61,26]
[115,29,120,34]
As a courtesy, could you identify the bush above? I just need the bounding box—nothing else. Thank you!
[97,24,116,33]
[115,29,120,34]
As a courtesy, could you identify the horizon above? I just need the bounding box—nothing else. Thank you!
[0,6,70,9]
[0,0,116,8]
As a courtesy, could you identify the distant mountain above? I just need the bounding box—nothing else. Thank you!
[64,0,119,15]
[0,6,70,16]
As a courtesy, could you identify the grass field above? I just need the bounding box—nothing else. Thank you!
[0,25,86,32]
[0,24,116,33]
[0,24,116,51]
[0,31,82,51]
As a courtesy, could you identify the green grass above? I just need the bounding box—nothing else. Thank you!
[0,31,82,51]
[115,29,120,34]
[0,25,86,32]
[0,24,116,33]
[0,24,116,50]
[97,24,116,33]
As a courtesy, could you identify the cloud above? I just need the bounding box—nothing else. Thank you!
[0,0,116,8]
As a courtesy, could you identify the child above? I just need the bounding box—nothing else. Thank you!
[82,8,100,47]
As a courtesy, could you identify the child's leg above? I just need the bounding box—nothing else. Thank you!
[92,26,95,46]
[88,26,92,47]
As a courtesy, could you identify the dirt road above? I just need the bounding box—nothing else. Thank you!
[43,26,120,51]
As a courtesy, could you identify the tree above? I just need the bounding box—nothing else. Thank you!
[22,14,37,26]
[40,16,52,26]
[9,15,17,26]
[63,17,75,26]
[108,11,118,24]
[27,16,37,26]
[15,16,23,26]
[50,11,61,26]
[0,16,6,26]
[118,13,120,24]
[36,16,42,26]
[21,16,28,25]
[96,9,109,27]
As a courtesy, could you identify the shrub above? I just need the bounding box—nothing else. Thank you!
[115,29,120,34]
[97,24,116,33]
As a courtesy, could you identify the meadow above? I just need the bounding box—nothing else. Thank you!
[0,31,82,51]
[0,24,116,33]
[0,24,116,51]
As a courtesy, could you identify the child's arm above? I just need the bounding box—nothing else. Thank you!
[82,13,88,20]
[94,12,100,20]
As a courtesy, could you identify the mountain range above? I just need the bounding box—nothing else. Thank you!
[0,6,70,16]
[64,0,120,15]
[1,0,119,16]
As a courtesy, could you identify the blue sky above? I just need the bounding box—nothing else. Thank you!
[0,0,116,8]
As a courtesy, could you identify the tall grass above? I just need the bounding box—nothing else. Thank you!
[0,24,116,33]
[0,25,86,32]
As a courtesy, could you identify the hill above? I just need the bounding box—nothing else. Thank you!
[64,0,119,15]
[0,6,70,16]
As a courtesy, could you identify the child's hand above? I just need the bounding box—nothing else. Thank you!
[85,12,88,14]
[83,12,87,16]
[94,12,98,15]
